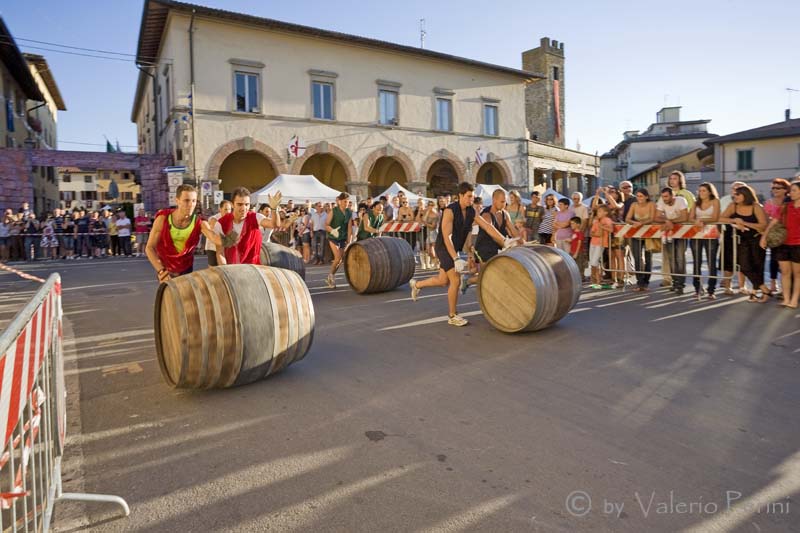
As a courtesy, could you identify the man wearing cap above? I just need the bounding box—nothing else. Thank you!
[324,192,353,288]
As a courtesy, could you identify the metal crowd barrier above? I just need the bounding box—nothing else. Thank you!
[604,222,739,281]
[1,273,128,532]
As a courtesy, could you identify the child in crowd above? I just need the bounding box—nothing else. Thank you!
[589,205,614,289]
[569,216,583,262]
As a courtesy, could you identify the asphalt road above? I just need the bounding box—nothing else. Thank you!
[1,254,798,533]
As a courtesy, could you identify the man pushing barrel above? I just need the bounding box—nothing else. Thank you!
[409,182,513,326]
[146,184,222,282]
[215,186,282,265]
[324,192,353,288]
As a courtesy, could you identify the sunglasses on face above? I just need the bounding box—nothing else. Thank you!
[771,186,785,190]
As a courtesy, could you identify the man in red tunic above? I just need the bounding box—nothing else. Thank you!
[145,184,221,282]
[215,186,281,265]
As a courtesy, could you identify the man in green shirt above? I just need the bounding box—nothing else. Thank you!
[357,202,384,241]
[325,192,353,288]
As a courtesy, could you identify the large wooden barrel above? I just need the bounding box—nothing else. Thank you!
[154,264,314,389]
[344,237,416,294]
[477,244,581,333]
[260,241,306,280]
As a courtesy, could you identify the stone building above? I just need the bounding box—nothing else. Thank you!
[522,37,565,147]
[131,0,597,203]
[1,18,66,213]
[600,107,715,185]
[58,167,142,211]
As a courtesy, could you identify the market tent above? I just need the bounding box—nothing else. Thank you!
[474,184,507,203]
[373,182,433,204]
[253,174,344,204]
[539,188,568,201]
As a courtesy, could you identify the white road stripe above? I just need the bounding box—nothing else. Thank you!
[378,309,483,331]
[595,296,649,308]
[652,296,749,322]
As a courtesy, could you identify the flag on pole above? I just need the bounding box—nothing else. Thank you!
[475,147,487,166]
[115,140,122,152]
[106,139,115,152]
[288,135,307,158]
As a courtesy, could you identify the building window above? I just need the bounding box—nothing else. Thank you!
[312,81,334,120]
[379,90,398,125]
[60,191,74,203]
[436,98,452,132]
[553,66,560,81]
[123,172,130,180]
[737,149,753,171]
[81,191,97,201]
[484,105,499,136]
[84,175,93,183]
[121,192,133,201]
[234,72,259,113]
[62,174,71,183]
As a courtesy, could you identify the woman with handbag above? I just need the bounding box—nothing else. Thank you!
[625,188,656,291]
[763,178,791,296]
[761,180,800,309]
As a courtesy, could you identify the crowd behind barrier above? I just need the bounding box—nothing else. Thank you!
[3,175,799,306]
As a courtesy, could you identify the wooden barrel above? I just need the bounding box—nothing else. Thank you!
[477,244,581,333]
[260,241,306,280]
[154,264,315,389]
[344,237,416,294]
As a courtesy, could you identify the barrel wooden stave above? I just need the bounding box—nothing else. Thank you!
[344,237,415,294]
[260,242,306,280]
[154,264,314,389]
[477,244,581,333]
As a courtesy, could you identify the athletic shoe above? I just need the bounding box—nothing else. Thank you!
[460,275,469,295]
[448,314,468,327]
[409,279,420,301]
[325,274,336,289]
[590,284,602,290]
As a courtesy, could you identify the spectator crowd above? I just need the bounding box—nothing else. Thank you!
[3,172,799,308]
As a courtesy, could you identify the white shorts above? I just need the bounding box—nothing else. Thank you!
[589,244,604,267]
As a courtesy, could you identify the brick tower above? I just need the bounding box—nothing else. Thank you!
[522,37,565,147]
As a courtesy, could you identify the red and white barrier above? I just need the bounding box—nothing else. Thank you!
[379,222,421,233]
[613,223,721,240]
[0,273,128,531]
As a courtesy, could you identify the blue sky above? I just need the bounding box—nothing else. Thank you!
[2,0,798,155]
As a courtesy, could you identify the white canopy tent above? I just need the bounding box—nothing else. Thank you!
[474,184,507,204]
[539,188,568,201]
[373,182,434,204]
[253,174,344,204]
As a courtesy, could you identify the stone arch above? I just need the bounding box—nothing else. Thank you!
[289,142,358,184]
[419,149,467,184]
[360,146,417,184]
[205,137,288,182]
[476,157,513,185]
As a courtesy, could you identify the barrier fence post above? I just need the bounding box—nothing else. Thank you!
[1,273,129,532]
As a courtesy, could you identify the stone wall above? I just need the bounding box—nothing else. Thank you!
[0,148,173,213]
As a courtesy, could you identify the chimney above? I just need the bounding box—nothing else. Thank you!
[786,108,791,121]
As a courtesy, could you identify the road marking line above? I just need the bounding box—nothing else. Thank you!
[310,289,350,296]
[385,292,449,303]
[595,296,648,307]
[378,310,483,331]
[652,296,749,321]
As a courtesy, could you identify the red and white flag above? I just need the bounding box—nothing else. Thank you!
[288,135,306,158]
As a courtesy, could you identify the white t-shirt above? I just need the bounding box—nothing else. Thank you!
[310,211,327,232]
[656,196,689,220]
[116,216,132,237]
[572,203,588,222]
[214,213,267,239]
[204,213,224,251]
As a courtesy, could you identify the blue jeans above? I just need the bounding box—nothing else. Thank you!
[630,239,652,288]
[663,239,687,290]
[691,239,719,294]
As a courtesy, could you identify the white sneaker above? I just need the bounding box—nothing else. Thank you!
[409,279,420,301]
[448,314,468,327]
[325,274,336,289]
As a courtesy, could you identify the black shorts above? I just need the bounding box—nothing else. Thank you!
[330,239,347,250]
[473,247,498,264]
[435,243,455,272]
[774,244,800,263]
